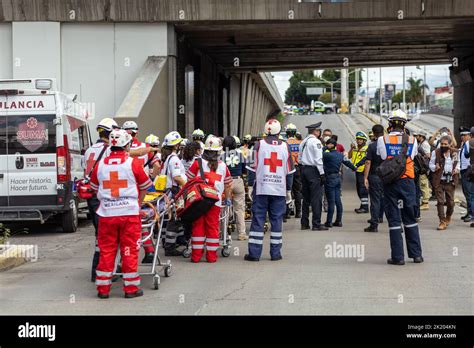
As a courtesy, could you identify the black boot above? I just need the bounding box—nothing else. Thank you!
[364,225,378,232]
[125,289,144,299]
[165,244,182,256]
[295,211,301,219]
[141,252,154,264]
[91,251,100,282]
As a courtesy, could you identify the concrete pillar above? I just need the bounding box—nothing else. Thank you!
[167,24,178,132]
[451,59,474,139]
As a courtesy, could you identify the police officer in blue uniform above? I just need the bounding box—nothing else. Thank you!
[364,124,385,232]
[377,110,423,265]
[323,138,357,227]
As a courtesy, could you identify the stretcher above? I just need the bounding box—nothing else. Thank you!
[113,191,174,290]
[219,205,232,257]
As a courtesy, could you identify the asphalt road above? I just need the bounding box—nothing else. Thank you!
[1,113,472,315]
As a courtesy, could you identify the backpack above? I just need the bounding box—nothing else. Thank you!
[414,146,430,176]
[174,158,219,222]
[376,134,409,185]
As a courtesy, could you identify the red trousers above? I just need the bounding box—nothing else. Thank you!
[191,205,221,263]
[96,215,141,295]
[142,230,155,253]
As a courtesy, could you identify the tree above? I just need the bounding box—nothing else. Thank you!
[391,92,403,104]
[318,92,333,104]
[284,70,319,105]
[406,77,429,104]
[320,68,363,103]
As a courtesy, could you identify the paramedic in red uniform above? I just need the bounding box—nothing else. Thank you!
[186,136,233,263]
[84,118,118,282]
[122,121,160,263]
[90,129,153,299]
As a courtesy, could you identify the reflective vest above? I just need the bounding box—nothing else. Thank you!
[384,135,415,179]
[96,156,140,217]
[351,145,368,173]
[287,137,302,165]
[255,139,291,197]
[83,141,110,174]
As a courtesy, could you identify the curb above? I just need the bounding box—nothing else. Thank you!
[0,244,37,272]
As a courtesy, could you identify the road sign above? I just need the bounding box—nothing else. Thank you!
[306,87,324,95]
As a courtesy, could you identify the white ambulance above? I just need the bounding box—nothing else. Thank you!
[0,79,91,232]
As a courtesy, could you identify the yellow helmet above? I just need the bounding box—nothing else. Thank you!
[145,134,160,146]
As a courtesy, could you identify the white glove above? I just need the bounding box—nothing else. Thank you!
[286,191,292,204]
[248,186,253,201]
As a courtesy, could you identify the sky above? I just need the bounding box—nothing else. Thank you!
[272,64,451,101]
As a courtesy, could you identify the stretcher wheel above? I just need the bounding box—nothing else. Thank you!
[153,275,160,290]
[221,247,231,258]
[164,265,172,277]
[182,248,191,258]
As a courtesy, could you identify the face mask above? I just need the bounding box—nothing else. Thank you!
[323,136,331,143]
[440,146,449,153]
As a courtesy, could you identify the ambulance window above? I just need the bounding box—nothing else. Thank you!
[78,125,90,154]
[7,115,56,154]
[0,116,6,155]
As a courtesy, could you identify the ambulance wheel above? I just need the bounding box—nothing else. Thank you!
[62,199,78,233]
[221,247,231,258]
[182,248,191,258]
[153,275,160,290]
[164,265,172,277]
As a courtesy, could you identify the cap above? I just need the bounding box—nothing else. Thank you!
[326,138,337,146]
[414,130,428,138]
[459,126,470,135]
[305,121,322,130]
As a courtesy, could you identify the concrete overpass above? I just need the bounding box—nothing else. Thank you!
[1,0,474,135]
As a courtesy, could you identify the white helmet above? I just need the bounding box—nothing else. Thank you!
[285,123,297,132]
[264,119,281,135]
[122,121,139,133]
[192,128,205,139]
[97,118,118,132]
[181,138,189,147]
[388,109,408,123]
[163,131,183,147]
[204,136,223,152]
[109,129,132,148]
[145,134,160,146]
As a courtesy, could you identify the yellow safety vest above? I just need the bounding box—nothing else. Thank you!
[351,145,368,173]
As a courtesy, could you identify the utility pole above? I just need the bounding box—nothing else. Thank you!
[379,67,382,122]
[366,68,369,112]
[355,68,359,113]
[423,65,427,110]
[402,66,406,111]
[341,68,348,113]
